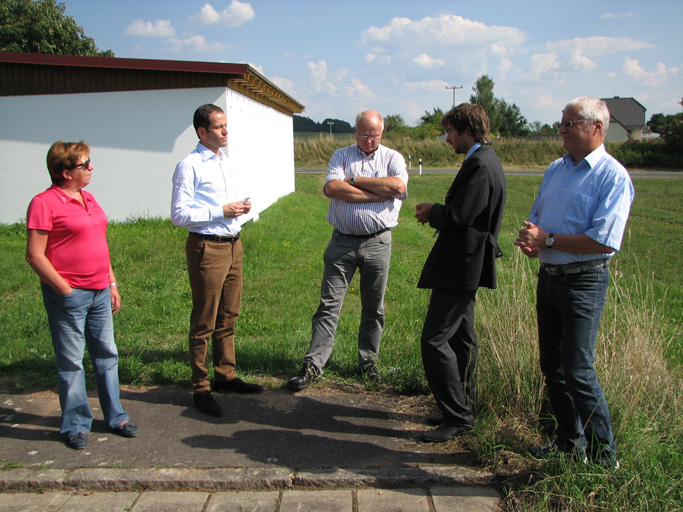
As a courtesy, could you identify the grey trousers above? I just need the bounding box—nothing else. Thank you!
[304,229,392,371]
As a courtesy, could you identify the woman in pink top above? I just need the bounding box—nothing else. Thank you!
[26,141,138,450]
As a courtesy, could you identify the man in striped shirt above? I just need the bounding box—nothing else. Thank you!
[288,110,409,391]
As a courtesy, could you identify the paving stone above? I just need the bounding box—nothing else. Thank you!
[279,489,351,512]
[132,491,209,511]
[431,486,502,512]
[206,490,279,512]
[358,488,431,511]
[58,492,139,511]
[0,491,70,511]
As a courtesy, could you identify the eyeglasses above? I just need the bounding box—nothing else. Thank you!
[357,135,381,141]
[69,158,91,170]
[560,119,589,128]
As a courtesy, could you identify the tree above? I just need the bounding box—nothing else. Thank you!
[0,0,114,57]
[384,114,407,133]
[322,118,353,134]
[469,75,502,133]
[647,113,669,134]
[419,107,444,128]
[498,99,529,138]
[658,99,683,152]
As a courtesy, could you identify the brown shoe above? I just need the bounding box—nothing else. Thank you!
[193,391,223,417]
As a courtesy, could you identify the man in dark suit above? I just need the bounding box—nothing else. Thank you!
[414,103,506,442]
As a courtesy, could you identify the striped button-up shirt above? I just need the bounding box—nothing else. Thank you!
[324,144,408,235]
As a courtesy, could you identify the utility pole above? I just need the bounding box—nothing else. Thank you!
[445,85,463,108]
[327,121,334,136]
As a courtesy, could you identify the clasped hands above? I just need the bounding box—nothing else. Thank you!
[514,221,548,258]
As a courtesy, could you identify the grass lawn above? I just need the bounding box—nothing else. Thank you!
[0,173,681,511]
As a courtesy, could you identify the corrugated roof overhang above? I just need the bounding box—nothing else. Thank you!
[0,52,304,116]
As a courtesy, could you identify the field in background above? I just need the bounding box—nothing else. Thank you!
[0,174,681,511]
[294,132,683,170]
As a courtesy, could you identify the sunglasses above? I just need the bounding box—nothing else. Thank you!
[69,158,91,170]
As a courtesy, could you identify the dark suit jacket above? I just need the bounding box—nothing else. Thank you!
[417,145,506,291]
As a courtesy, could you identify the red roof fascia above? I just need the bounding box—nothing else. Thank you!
[0,52,249,77]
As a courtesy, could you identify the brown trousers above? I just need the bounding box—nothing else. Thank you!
[185,233,243,392]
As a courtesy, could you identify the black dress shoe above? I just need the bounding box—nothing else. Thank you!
[193,391,223,417]
[287,360,320,391]
[420,423,472,443]
[213,378,263,394]
[427,414,444,426]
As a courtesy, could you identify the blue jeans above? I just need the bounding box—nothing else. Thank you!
[42,285,128,437]
[305,229,392,371]
[536,264,616,458]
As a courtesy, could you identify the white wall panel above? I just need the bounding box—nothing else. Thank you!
[0,86,294,224]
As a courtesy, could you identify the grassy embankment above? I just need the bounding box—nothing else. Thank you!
[294,132,683,171]
[0,171,680,510]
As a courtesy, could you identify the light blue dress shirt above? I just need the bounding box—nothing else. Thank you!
[171,142,243,236]
[529,144,634,265]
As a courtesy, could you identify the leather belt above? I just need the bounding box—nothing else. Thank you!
[541,258,608,276]
[190,232,240,243]
[335,228,390,239]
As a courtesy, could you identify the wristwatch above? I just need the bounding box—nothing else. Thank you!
[349,177,357,186]
[545,233,555,248]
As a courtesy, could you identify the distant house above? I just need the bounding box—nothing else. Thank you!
[0,52,304,224]
[601,97,647,142]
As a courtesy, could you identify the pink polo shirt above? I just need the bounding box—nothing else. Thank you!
[27,185,111,289]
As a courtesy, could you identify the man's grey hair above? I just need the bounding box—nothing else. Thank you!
[355,111,384,131]
[564,97,610,134]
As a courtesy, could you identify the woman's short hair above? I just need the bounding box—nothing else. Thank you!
[46,141,90,185]
[441,104,491,144]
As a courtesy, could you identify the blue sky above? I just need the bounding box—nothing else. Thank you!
[63,0,682,127]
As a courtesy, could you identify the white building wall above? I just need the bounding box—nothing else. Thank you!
[0,86,294,224]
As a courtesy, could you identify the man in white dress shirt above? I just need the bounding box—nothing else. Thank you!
[172,104,262,417]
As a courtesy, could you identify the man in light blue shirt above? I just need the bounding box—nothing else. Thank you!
[172,104,262,418]
[515,97,634,469]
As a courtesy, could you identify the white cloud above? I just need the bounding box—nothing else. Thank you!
[271,76,295,95]
[306,60,372,99]
[601,11,634,19]
[546,36,656,61]
[125,19,176,37]
[191,1,255,27]
[359,14,527,68]
[168,35,227,53]
[344,79,374,99]
[528,53,560,79]
[497,58,514,76]
[622,58,678,87]
[410,53,445,69]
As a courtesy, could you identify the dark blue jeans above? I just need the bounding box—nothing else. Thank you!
[536,264,616,459]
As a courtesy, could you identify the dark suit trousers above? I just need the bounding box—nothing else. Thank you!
[421,289,478,427]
